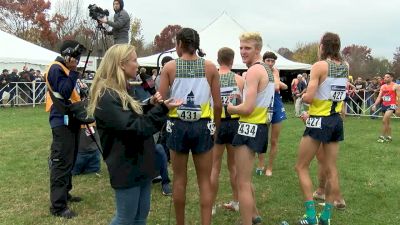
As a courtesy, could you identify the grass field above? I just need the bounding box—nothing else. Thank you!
[0,105,399,225]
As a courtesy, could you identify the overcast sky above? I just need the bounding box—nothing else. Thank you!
[50,0,399,60]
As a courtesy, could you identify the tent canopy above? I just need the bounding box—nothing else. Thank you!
[138,12,311,71]
[0,30,96,71]
[0,30,59,71]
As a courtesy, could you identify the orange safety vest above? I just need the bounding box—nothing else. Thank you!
[45,61,81,112]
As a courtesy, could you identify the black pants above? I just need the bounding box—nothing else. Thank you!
[49,125,80,214]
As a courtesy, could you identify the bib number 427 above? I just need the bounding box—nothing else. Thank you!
[306,117,322,129]
[238,123,258,138]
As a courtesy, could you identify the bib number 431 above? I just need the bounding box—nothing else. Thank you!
[177,109,200,122]
[238,123,258,138]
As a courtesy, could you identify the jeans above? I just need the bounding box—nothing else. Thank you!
[110,181,152,225]
[154,144,170,185]
[71,151,101,175]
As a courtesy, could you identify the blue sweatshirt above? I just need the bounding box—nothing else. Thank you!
[47,57,80,128]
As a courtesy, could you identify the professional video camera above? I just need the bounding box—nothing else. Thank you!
[61,43,86,58]
[88,4,109,21]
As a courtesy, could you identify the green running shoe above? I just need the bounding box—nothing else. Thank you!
[297,214,318,225]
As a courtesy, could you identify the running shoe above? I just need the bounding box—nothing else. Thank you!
[317,214,330,225]
[212,205,216,216]
[386,136,392,142]
[255,167,264,176]
[222,201,239,211]
[377,136,386,143]
[333,199,346,210]
[252,215,262,225]
[312,191,325,201]
[297,214,318,225]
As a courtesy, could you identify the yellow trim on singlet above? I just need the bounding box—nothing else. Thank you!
[168,102,212,118]
[239,107,268,124]
[309,99,343,116]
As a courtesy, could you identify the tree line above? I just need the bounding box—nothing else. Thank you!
[279,43,400,78]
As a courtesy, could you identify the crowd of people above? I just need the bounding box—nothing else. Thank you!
[0,67,45,106]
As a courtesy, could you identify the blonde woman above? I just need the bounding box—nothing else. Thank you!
[87,44,181,225]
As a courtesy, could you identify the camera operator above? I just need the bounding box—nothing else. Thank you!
[45,40,86,219]
[99,0,130,44]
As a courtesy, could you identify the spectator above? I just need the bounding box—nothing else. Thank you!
[7,69,19,106]
[155,56,173,91]
[0,69,10,106]
[18,71,31,104]
[295,74,307,117]
[72,125,101,176]
[353,77,366,115]
[291,76,299,103]
[151,69,157,80]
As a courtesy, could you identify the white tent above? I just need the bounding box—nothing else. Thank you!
[0,30,96,72]
[138,12,311,71]
[0,30,59,71]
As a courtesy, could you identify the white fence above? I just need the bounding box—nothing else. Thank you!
[0,82,47,107]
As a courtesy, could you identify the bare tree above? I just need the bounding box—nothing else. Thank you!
[52,0,85,39]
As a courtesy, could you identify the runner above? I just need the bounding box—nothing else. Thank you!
[159,27,222,225]
[210,47,244,215]
[372,73,400,142]
[295,32,348,225]
[227,32,274,225]
[256,51,288,177]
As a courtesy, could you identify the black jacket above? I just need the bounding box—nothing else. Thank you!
[95,89,168,188]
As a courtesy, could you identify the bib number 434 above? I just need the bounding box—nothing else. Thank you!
[238,123,258,138]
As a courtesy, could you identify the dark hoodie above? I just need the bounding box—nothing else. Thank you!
[107,0,130,44]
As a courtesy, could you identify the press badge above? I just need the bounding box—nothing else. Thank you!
[63,115,69,126]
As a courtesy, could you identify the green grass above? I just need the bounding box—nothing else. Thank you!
[0,105,399,225]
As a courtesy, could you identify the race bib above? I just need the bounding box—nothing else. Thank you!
[306,117,322,129]
[382,96,391,102]
[221,94,231,106]
[177,109,201,122]
[330,85,346,102]
[207,121,216,135]
[166,120,174,133]
[237,122,258,138]
[85,126,95,136]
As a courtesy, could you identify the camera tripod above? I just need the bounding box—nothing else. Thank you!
[81,21,109,76]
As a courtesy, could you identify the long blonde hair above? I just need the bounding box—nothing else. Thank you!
[87,44,142,117]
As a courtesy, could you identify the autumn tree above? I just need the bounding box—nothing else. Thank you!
[292,42,319,64]
[342,44,373,77]
[52,0,85,40]
[277,47,293,60]
[365,58,392,77]
[153,25,182,53]
[393,47,400,77]
[0,0,65,48]
[130,17,146,56]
